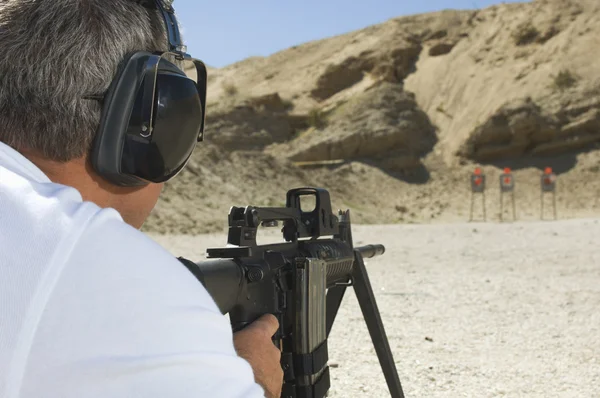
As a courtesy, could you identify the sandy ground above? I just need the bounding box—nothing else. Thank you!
[150,218,600,398]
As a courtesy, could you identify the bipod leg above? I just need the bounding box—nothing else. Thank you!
[351,250,405,398]
[327,209,354,337]
[325,284,348,337]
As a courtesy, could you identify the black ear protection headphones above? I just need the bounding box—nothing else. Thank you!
[89,0,207,187]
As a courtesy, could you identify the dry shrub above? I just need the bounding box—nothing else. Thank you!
[552,69,578,91]
[307,108,327,129]
[512,22,539,46]
[222,81,238,96]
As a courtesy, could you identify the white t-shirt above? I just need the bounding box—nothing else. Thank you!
[0,142,265,398]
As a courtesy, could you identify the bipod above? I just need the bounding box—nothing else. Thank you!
[326,211,405,398]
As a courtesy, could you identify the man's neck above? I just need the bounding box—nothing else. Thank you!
[20,149,122,210]
[17,148,161,230]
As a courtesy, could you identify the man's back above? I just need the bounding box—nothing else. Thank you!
[0,142,264,397]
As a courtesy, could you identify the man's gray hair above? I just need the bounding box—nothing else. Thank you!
[0,0,169,162]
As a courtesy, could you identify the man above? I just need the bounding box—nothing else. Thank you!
[0,1,282,397]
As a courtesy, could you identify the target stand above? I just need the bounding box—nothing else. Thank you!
[540,168,557,220]
[469,168,486,222]
[499,168,516,222]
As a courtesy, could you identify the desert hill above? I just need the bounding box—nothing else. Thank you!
[144,0,600,235]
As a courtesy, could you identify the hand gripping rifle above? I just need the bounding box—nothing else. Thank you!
[178,188,405,398]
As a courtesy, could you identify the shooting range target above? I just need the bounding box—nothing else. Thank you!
[500,168,515,193]
[471,169,486,193]
[541,167,557,192]
[540,167,558,220]
[469,168,487,222]
[499,167,516,221]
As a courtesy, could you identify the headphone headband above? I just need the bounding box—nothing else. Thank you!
[135,0,187,57]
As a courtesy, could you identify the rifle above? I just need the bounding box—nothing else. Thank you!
[178,188,405,398]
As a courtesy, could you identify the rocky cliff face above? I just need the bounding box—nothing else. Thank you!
[203,0,600,167]
[404,0,600,164]
[144,0,600,234]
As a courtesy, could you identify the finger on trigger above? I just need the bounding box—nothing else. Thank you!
[257,313,279,335]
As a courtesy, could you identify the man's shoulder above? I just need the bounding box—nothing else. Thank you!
[39,204,231,359]
[22,205,265,398]
[73,208,211,305]
[82,208,173,260]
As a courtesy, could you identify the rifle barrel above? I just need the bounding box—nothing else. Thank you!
[355,244,385,258]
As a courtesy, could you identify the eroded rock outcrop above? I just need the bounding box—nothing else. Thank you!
[205,93,294,150]
[276,82,437,172]
[460,88,600,161]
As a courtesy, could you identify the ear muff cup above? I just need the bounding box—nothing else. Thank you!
[91,51,196,187]
[92,52,151,187]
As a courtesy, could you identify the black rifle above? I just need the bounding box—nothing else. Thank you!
[178,188,404,398]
